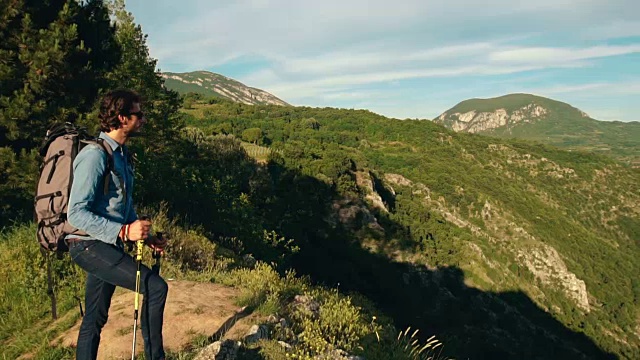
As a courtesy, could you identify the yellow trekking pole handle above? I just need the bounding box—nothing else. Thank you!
[131,239,144,360]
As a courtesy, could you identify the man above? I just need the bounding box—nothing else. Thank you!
[67,89,168,360]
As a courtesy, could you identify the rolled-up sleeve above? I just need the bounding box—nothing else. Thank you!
[67,146,122,244]
[126,203,138,223]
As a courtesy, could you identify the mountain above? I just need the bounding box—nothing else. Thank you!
[161,70,289,106]
[435,93,640,166]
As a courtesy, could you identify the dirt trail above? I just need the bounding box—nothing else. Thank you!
[53,280,260,360]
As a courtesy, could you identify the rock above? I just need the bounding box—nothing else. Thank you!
[331,199,383,232]
[194,340,240,360]
[293,294,320,317]
[244,324,269,344]
[384,173,413,187]
[437,103,549,133]
[517,244,590,312]
[355,171,388,213]
[278,340,292,349]
[279,317,288,328]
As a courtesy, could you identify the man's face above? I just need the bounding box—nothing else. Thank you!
[124,102,146,134]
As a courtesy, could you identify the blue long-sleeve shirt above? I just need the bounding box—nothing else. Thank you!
[66,132,138,245]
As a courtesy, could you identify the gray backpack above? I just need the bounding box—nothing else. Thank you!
[35,122,115,253]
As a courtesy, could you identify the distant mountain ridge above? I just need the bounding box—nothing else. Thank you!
[435,93,640,166]
[434,94,589,133]
[161,70,289,106]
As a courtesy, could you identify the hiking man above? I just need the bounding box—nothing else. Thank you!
[66,89,168,360]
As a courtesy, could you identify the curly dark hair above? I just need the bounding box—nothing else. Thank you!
[98,89,142,132]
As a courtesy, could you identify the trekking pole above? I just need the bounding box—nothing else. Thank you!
[152,232,163,275]
[131,239,144,360]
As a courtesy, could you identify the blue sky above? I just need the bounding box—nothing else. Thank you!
[127,0,640,121]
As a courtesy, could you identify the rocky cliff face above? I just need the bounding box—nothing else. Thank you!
[161,71,289,106]
[436,103,551,133]
[379,171,591,312]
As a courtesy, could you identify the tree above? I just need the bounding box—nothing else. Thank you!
[242,127,263,144]
[0,0,120,226]
[0,0,120,151]
[183,97,194,109]
[301,117,320,130]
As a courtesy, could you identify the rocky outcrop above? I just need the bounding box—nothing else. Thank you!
[437,103,549,133]
[384,173,413,188]
[355,171,388,212]
[244,324,270,344]
[516,245,590,312]
[383,172,591,312]
[161,71,289,106]
[329,199,385,233]
[193,340,240,360]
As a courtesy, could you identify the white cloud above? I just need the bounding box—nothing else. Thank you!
[244,42,640,102]
[139,0,640,69]
[529,81,640,96]
[130,0,640,121]
[271,42,496,75]
[583,21,640,40]
[247,62,589,105]
[490,45,640,64]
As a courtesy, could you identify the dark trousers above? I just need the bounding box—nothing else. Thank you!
[69,240,168,360]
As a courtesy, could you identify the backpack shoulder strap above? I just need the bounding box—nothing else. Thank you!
[94,138,116,196]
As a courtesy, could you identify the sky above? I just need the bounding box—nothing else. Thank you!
[127,0,640,121]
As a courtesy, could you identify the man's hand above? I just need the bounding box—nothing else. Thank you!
[127,219,152,241]
[145,234,168,253]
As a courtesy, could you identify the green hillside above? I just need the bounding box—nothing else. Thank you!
[488,116,640,164]
[176,98,640,359]
[436,94,640,166]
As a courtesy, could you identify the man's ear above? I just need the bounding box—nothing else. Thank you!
[118,114,128,126]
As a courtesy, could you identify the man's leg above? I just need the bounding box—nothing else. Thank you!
[74,273,116,360]
[70,240,168,360]
[142,270,168,359]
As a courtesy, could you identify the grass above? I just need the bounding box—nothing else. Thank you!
[0,223,86,359]
[241,142,280,163]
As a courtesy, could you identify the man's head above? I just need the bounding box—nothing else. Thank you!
[98,89,146,134]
